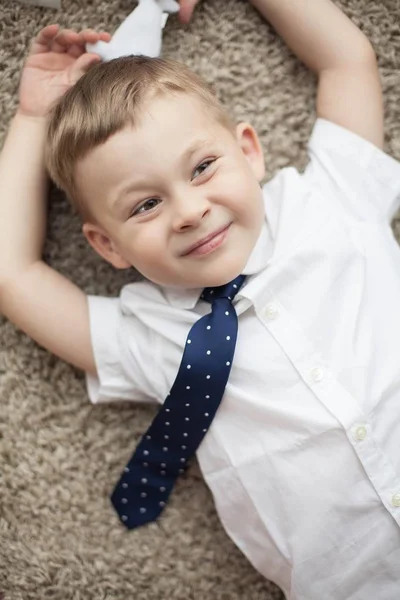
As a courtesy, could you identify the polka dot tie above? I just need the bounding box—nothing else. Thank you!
[111,274,246,529]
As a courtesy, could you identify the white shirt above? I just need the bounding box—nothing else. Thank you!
[86,119,400,600]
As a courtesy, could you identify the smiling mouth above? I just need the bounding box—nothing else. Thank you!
[182,223,232,257]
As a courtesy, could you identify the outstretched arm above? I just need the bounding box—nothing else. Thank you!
[249,0,383,148]
[0,26,111,374]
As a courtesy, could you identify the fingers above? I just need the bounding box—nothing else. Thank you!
[69,53,102,84]
[78,29,112,45]
[51,28,82,53]
[60,28,112,56]
[29,24,59,55]
[179,0,200,24]
[29,25,111,57]
[65,29,112,57]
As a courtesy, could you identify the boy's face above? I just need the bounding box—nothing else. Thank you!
[78,93,266,289]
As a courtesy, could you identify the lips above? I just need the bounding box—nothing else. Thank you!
[181,223,231,256]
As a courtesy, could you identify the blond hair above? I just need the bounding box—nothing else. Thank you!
[45,55,235,222]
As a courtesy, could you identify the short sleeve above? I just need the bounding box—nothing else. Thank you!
[304,118,400,223]
[85,295,159,405]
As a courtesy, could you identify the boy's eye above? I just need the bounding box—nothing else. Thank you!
[129,160,215,217]
[133,198,161,216]
[192,159,215,179]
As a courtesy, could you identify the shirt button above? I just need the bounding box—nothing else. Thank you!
[310,367,324,382]
[264,303,279,320]
[392,494,400,507]
[354,425,367,441]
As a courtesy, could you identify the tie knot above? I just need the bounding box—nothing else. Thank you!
[201,274,246,304]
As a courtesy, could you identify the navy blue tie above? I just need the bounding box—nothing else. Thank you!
[111,274,246,529]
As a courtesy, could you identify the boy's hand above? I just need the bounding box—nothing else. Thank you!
[178,0,201,24]
[18,24,111,119]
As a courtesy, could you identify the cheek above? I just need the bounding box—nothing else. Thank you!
[228,177,263,219]
[121,223,166,263]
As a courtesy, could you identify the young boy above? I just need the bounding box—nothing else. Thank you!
[1,0,400,598]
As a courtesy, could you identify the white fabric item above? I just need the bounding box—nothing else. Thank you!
[86,0,179,61]
[85,119,400,599]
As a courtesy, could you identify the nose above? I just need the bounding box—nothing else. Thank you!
[171,191,211,232]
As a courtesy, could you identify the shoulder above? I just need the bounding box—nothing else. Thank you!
[263,118,400,225]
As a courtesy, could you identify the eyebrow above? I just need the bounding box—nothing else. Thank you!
[111,137,213,209]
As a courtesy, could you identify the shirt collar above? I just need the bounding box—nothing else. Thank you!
[161,219,273,310]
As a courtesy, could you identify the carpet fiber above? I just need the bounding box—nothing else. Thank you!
[0,1,399,598]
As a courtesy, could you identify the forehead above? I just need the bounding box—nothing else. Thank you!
[75,94,234,190]
[136,92,230,147]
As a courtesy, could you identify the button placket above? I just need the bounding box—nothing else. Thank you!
[391,493,400,507]
[353,425,367,441]
[263,303,280,320]
[310,367,324,383]
[254,292,400,528]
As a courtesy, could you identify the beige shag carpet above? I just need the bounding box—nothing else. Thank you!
[0,0,399,598]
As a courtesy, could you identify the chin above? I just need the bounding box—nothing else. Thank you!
[202,259,248,288]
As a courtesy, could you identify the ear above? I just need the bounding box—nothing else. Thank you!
[82,222,131,269]
[235,122,265,182]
